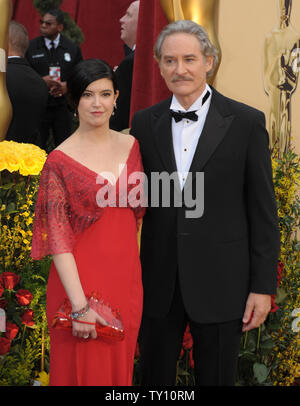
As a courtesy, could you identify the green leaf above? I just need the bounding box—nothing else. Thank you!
[275,287,287,304]
[6,202,16,212]
[0,183,15,190]
[260,338,275,350]
[253,363,269,384]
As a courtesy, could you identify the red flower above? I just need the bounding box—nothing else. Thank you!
[5,322,19,340]
[277,262,283,287]
[0,272,20,290]
[0,284,4,298]
[0,337,11,355]
[21,309,35,326]
[0,299,8,309]
[135,342,140,358]
[182,325,193,350]
[270,295,279,313]
[270,262,284,313]
[179,325,194,358]
[16,289,33,306]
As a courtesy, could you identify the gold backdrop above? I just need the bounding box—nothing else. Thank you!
[0,0,12,141]
[216,0,300,156]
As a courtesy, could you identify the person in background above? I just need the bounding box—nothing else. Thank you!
[26,9,83,151]
[110,0,140,131]
[6,21,48,145]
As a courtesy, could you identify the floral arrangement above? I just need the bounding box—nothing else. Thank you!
[268,148,300,386]
[0,141,50,386]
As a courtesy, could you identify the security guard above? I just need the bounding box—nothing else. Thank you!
[26,9,83,150]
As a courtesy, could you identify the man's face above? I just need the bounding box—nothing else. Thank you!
[120,1,140,48]
[40,13,63,40]
[159,33,213,108]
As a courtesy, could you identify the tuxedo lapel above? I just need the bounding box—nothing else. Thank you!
[184,89,235,189]
[149,90,235,194]
[151,98,177,175]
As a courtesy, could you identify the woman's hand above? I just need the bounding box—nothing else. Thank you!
[72,307,108,340]
[52,253,108,340]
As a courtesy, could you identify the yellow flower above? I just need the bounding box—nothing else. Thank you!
[35,371,49,386]
[19,154,46,176]
[0,154,8,171]
[0,140,46,175]
[5,150,20,172]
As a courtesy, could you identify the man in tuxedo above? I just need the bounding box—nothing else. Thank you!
[6,21,48,144]
[26,9,82,150]
[130,20,280,386]
[110,0,140,131]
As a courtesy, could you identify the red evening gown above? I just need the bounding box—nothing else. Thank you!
[31,139,145,386]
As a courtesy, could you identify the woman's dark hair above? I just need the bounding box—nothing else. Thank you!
[67,59,118,110]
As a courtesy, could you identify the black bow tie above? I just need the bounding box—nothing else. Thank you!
[170,110,198,122]
[170,90,210,122]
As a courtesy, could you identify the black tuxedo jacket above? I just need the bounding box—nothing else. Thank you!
[110,50,135,131]
[6,57,48,143]
[130,87,280,324]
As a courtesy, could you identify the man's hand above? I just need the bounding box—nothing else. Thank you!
[50,81,67,97]
[42,75,58,88]
[42,76,67,97]
[242,293,271,332]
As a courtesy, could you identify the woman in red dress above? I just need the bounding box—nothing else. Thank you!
[31,59,145,386]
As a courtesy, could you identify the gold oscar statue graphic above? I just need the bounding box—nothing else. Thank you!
[263,0,300,155]
[160,0,221,84]
[0,0,13,141]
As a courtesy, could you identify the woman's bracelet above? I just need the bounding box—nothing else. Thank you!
[70,303,90,320]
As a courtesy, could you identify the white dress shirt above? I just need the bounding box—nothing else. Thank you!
[44,33,61,50]
[171,84,212,190]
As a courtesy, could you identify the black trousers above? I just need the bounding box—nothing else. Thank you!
[138,275,243,386]
[39,102,73,150]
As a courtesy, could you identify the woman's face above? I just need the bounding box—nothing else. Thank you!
[77,78,118,128]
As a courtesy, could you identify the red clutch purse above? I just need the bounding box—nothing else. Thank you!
[52,292,125,342]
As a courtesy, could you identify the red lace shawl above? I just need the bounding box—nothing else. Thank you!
[31,139,145,260]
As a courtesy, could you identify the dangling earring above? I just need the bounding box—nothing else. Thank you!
[74,109,78,118]
[112,103,117,116]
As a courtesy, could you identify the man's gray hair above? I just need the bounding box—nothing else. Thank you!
[154,20,219,77]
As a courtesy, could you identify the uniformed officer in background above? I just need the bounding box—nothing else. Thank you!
[26,9,83,151]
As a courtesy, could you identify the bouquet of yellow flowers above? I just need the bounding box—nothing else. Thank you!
[0,141,46,176]
[0,141,47,269]
[0,141,50,386]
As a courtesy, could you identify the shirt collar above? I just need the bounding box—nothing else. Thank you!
[170,84,211,112]
[44,33,61,49]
